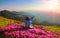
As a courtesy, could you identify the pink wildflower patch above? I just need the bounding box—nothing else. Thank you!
[0,24,58,38]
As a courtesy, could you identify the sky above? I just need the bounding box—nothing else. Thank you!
[0,0,60,12]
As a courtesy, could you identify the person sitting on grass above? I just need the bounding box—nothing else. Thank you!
[24,16,35,29]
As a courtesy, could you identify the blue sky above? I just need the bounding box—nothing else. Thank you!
[0,0,60,12]
[0,0,43,11]
[0,0,42,6]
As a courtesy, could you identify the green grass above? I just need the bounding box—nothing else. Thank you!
[0,17,14,28]
[0,16,24,28]
[0,16,60,33]
[45,26,60,33]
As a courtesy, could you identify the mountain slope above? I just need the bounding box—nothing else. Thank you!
[0,10,60,25]
[0,16,60,33]
[0,16,24,28]
[0,10,24,22]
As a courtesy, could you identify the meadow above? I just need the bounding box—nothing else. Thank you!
[0,16,60,33]
[0,16,24,28]
[0,16,60,38]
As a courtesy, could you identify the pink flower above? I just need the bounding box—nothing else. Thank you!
[58,33,60,38]
[0,24,57,38]
[4,32,8,35]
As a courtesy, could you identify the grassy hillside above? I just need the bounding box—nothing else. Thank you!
[0,16,24,28]
[45,26,60,33]
[0,16,60,33]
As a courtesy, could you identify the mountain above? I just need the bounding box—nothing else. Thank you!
[0,10,60,25]
[13,11,60,25]
[0,10,24,22]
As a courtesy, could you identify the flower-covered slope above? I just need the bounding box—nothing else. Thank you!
[0,24,59,38]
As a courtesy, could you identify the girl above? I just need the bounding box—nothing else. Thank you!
[24,16,35,29]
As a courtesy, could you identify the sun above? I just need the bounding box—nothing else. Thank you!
[47,0,58,9]
[43,0,58,10]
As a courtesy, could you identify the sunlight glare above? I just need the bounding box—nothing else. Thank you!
[47,0,58,9]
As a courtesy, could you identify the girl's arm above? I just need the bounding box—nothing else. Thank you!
[30,16,35,22]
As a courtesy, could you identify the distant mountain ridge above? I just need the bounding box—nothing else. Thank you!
[0,10,24,22]
[0,10,60,25]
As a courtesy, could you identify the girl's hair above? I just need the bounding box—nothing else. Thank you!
[25,16,30,20]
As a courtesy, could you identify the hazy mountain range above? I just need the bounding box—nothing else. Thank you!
[0,10,60,25]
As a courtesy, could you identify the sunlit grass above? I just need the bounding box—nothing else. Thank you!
[45,26,60,33]
[0,16,24,28]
